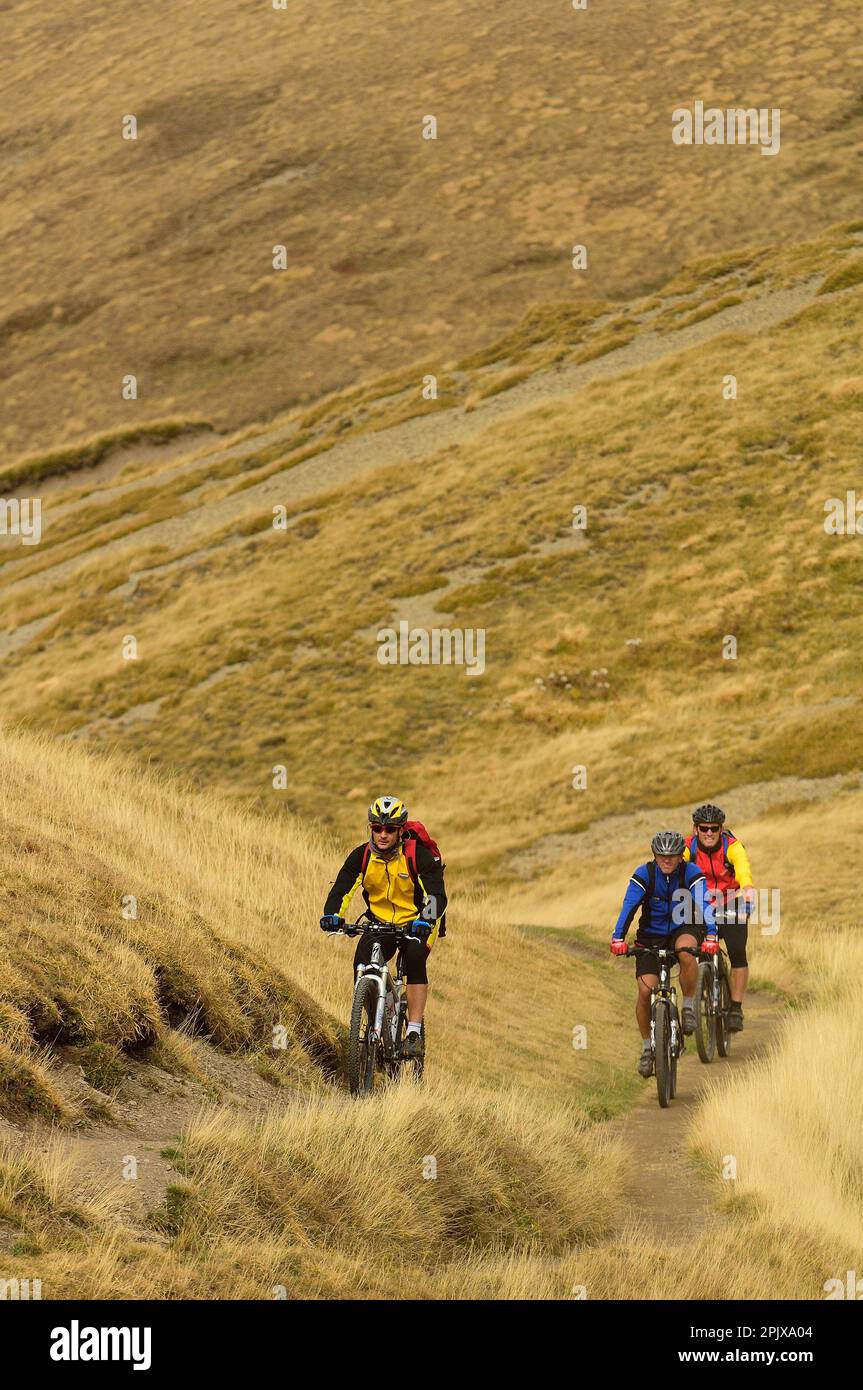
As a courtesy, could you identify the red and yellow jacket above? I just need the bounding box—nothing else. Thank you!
[684,831,753,896]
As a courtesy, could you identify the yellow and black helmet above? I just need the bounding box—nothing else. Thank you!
[368,795,408,828]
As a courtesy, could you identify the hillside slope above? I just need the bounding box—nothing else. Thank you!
[3,0,863,455]
[2,729,858,1301]
[1,224,861,895]
[0,726,641,1296]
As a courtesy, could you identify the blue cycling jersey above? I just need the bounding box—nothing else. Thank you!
[612,859,716,939]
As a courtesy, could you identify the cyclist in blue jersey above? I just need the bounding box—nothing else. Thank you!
[610,830,718,1077]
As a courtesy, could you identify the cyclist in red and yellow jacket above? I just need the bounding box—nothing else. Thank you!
[683,803,755,1032]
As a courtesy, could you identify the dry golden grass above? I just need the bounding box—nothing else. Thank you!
[0,1130,120,1238]
[692,929,863,1255]
[1,0,861,1299]
[2,226,860,893]
[163,1082,628,1255]
[0,721,858,1298]
[500,776,863,947]
[3,1,863,456]
[0,723,635,1121]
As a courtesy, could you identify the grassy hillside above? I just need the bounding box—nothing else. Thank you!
[2,728,860,1300]
[0,724,637,1120]
[0,725,642,1296]
[3,0,862,1308]
[1,224,860,898]
[3,0,863,456]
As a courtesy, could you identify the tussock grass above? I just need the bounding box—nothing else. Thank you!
[691,930,863,1254]
[0,1132,119,1234]
[0,726,344,1118]
[163,1082,627,1256]
[1,420,211,491]
[0,725,632,1119]
[423,1214,846,1300]
[0,724,857,1297]
[817,255,863,295]
[5,226,859,890]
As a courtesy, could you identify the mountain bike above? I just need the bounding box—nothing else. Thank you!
[694,938,733,1063]
[336,914,425,1096]
[627,943,699,1108]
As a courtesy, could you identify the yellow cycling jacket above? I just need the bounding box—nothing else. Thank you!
[323,841,447,945]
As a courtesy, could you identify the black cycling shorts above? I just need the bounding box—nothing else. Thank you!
[352,932,430,985]
[634,927,699,979]
[709,900,750,968]
[719,919,748,968]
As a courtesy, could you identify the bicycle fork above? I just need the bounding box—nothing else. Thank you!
[357,966,399,1056]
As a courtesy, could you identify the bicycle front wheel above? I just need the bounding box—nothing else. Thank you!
[654,999,672,1108]
[348,976,380,1096]
[695,961,716,1063]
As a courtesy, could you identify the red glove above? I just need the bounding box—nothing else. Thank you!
[702,935,719,956]
[610,939,628,956]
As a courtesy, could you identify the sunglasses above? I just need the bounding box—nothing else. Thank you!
[697,824,721,833]
[370,823,398,833]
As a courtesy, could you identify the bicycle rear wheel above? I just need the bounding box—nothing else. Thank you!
[390,1010,425,1083]
[695,961,716,1063]
[348,976,380,1095]
[716,967,733,1057]
[411,1021,426,1084]
[654,1000,672,1108]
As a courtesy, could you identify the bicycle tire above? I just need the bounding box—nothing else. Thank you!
[654,999,672,1108]
[669,1007,679,1098]
[716,967,733,1057]
[348,975,380,1096]
[695,960,716,1063]
[389,1010,425,1083]
[385,1000,405,1081]
[411,1021,426,1084]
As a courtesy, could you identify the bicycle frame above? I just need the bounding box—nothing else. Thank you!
[649,952,681,1058]
[349,918,410,1062]
[627,943,699,1055]
[702,939,733,1055]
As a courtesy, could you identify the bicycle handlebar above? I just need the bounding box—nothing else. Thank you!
[333,917,411,938]
[624,943,702,958]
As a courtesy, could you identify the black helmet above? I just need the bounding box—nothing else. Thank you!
[651,830,685,856]
[692,803,725,826]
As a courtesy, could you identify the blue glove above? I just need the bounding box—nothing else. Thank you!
[320,914,343,933]
[407,918,433,945]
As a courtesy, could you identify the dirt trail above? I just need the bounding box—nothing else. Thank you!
[606,989,779,1243]
[0,1041,310,1246]
[545,931,781,1244]
[0,273,828,607]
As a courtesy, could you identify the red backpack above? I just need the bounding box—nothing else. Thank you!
[361,822,447,933]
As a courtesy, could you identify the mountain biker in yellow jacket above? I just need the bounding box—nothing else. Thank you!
[684,803,755,1032]
[319,796,446,1059]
